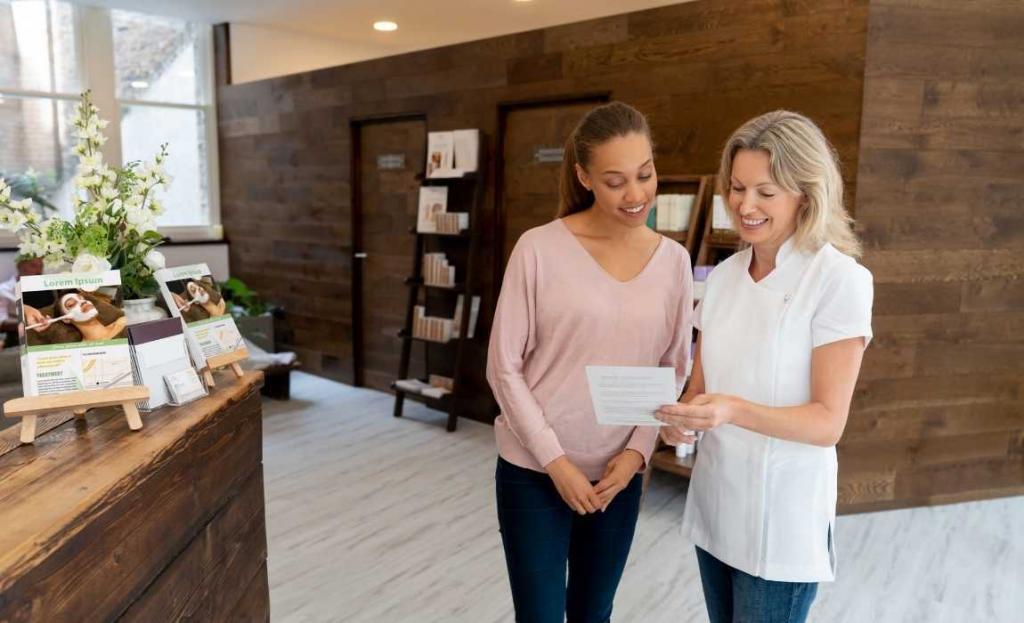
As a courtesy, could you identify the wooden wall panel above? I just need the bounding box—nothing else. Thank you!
[217,0,869,418]
[216,0,1021,513]
[844,0,1024,512]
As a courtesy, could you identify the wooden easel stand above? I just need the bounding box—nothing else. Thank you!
[202,348,249,388]
[5,385,151,444]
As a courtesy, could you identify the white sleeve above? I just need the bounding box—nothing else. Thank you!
[811,261,874,348]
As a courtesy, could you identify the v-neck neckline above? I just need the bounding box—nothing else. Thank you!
[746,236,797,286]
[557,218,664,285]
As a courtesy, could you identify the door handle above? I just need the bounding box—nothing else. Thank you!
[354,252,368,259]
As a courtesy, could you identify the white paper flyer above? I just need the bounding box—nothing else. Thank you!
[155,263,245,369]
[17,270,133,397]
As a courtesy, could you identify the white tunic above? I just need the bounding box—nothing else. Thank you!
[681,237,874,583]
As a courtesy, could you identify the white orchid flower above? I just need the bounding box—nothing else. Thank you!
[82,153,102,168]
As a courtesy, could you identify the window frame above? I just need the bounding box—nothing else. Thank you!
[0,1,222,248]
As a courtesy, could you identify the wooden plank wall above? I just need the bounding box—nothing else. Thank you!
[841,0,1024,512]
[216,0,870,423]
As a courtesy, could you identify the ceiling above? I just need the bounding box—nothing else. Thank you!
[79,0,688,61]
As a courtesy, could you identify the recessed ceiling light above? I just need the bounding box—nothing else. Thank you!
[130,80,149,89]
[373,21,398,32]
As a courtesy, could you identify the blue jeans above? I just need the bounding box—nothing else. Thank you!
[495,457,643,623]
[695,547,818,623]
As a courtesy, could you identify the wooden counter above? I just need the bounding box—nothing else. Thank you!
[0,371,270,622]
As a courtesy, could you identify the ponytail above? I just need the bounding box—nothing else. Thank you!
[558,135,594,217]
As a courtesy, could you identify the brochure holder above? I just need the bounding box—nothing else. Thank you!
[4,385,150,444]
[165,367,208,407]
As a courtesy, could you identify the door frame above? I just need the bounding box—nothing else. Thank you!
[350,112,427,387]
[492,92,610,288]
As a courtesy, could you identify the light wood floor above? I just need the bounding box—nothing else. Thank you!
[263,372,1023,623]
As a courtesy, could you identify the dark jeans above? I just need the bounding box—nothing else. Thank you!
[495,457,643,623]
[695,547,818,623]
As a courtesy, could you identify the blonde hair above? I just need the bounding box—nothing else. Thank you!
[718,110,861,258]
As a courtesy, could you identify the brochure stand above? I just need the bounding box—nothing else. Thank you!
[5,385,150,444]
[202,348,249,388]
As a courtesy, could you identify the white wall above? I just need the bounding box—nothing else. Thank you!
[230,23,385,84]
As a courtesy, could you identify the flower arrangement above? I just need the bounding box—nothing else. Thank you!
[0,90,169,298]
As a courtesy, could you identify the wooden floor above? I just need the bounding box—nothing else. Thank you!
[263,373,1023,623]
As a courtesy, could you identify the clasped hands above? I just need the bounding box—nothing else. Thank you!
[545,449,643,516]
[655,393,740,445]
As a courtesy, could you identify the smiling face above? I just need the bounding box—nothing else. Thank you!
[59,293,98,323]
[575,132,657,228]
[728,148,803,248]
[187,281,210,304]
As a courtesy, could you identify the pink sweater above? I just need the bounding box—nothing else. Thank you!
[487,219,693,481]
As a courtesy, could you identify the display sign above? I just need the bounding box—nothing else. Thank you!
[534,147,564,163]
[377,154,406,170]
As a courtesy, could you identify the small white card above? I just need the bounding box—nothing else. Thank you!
[165,368,207,406]
[585,366,677,426]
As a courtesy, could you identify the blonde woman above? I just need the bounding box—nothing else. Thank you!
[657,111,873,623]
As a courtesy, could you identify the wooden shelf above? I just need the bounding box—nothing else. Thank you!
[650,448,696,478]
[691,176,745,267]
[397,330,456,345]
[394,133,487,433]
[653,173,715,262]
[420,172,479,184]
[390,381,452,410]
[408,227,471,239]
[404,277,465,292]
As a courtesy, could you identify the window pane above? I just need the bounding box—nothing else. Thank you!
[0,0,81,93]
[121,104,208,226]
[112,10,206,105]
[0,93,77,217]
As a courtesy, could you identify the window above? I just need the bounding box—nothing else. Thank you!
[112,10,214,229]
[0,0,82,222]
[0,0,220,241]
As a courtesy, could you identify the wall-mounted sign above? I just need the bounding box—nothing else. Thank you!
[534,147,564,164]
[377,154,406,170]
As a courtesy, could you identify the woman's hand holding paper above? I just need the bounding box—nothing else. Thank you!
[656,393,742,435]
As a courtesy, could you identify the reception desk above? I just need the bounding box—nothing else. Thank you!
[0,371,269,621]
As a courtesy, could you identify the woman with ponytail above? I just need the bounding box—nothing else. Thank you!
[486,102,693,622]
